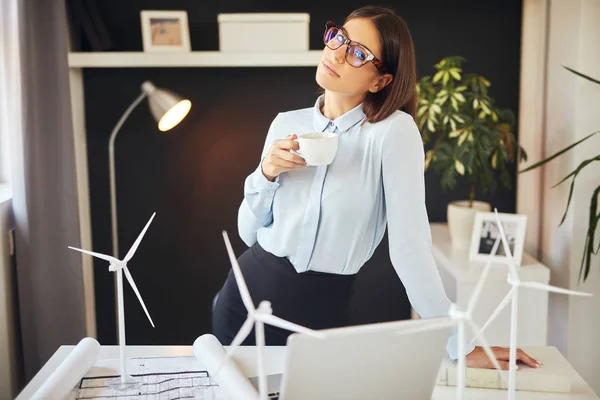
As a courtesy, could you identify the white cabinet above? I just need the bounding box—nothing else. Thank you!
[428,223,550,347]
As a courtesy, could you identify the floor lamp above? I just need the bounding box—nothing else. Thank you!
[107,80,191,388]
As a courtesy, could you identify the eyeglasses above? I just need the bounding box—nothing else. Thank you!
[323,21,388,73]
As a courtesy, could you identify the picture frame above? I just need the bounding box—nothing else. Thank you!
[140,10,191,52]
[469,211,527,265]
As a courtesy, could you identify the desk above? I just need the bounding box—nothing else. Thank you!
[17,345,598,400]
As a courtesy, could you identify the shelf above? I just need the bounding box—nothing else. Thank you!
[68,51,323,68]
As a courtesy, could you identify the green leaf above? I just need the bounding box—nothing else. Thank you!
[556,157,600,227]
[425,150,434,170]
[491,152,498,168]
[455,85,467,92]
[563,65,600,85]
[579,186,600,282]
[417,105,428,117]
[451,97,458,111]
[473,98,479,109]
[458,132,468,146]
[433,70,444,83]
[427,119,436,132]
[520,130,600,173]
[480,101,491,114]
[431,104,442,114]
[455,159,465,175]
[450,119,457,132]
[454,93,466,102]
[450,68,461,80]
[449,129,463,138]
[443,72,450,86]
[551,156,600,189]
[454,115,465,123]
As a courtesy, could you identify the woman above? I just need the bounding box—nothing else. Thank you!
[213,5,539,370]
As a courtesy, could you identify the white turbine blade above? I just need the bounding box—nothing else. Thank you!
[493,209,520,279]
[229,316,256,354]
[213,316,255,378]
[471,287,515,344]
[467,320,508,385]
[222,231,255,312]
[258,314,325,338]
[122,266,155,327]
[520,281,593,297]
[123,212,156,263]
[68,246,117,263]
[395,319,457,336]
[468,236,501,314]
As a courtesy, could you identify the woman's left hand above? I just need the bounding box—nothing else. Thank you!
[465,346,541,370]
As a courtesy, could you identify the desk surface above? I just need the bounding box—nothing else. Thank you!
[17,345,598,400]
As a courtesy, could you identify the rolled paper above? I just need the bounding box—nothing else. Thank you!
[31,337,101,400]
[193,334,259,400]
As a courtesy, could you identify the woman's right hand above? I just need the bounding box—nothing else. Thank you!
[261,134,307,181]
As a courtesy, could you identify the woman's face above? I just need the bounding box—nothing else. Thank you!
[316,17,390,97]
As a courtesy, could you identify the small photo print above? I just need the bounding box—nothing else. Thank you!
[469,211,527,265]
[141,11,191,52]
[150,18,183,46]
[478,220,517,256]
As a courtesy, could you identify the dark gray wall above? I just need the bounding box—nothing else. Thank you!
[74,0,523,345]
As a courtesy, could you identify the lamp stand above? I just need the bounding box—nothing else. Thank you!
[107,91,148,389]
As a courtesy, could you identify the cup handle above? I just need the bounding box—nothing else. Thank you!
[291,139,304,159]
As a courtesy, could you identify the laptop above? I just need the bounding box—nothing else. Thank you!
[249,317,452,400]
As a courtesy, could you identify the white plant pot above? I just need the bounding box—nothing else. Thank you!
[447,200,491,250]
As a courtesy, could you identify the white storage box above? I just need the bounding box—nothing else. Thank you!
[217,13,310,52]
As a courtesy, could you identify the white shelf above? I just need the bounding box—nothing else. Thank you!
[68,51,323,68]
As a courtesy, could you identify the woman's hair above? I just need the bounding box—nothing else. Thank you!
[345,6,417,123]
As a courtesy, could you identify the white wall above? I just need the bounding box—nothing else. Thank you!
[528,0,600,393]
[565,0,600,392]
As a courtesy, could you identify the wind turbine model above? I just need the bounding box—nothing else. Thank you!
[470,209,593,399]
[69,212,157,389]
[397,235,507,399]
[218,231,325,400]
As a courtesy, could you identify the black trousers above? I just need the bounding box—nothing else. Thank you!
[212,243,357,345]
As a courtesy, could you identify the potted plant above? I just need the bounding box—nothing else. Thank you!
[520,66,599,283]
[417,56,528,248]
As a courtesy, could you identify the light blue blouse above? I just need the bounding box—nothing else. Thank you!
[237,95,474,359]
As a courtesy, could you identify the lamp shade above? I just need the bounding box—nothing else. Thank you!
[141,81,191,132]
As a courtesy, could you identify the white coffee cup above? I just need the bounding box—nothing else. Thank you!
[295,132,339,166]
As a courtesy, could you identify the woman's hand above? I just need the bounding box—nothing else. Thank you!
[261,134,307,181]
[466,346,541,370]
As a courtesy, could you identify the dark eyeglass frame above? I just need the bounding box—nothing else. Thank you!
[323,21,388,73]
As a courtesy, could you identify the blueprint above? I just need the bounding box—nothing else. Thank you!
[74,356,227,400]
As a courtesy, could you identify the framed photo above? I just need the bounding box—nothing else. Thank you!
[140,10,191,52]
[469,211,527,265]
